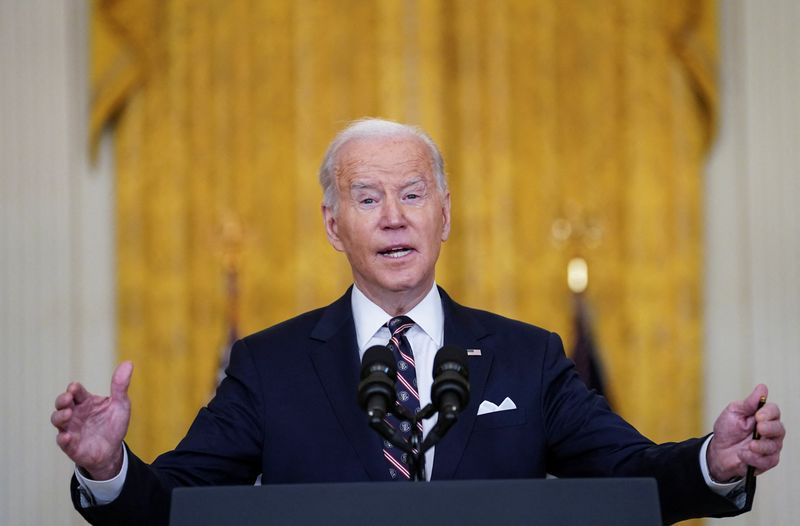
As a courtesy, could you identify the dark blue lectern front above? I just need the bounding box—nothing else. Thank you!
[170,478,661,526]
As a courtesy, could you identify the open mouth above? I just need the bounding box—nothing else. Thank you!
[378,246,414,259]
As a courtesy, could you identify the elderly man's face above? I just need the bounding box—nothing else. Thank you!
[323,135,451,311]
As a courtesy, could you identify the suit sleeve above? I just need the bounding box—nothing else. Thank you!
[69,339,265,526]
[540,332,747,525]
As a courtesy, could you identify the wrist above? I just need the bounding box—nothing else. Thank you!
[82,447,124,481]
[707,439,741,482]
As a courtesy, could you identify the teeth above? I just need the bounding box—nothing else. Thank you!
[382,249,412,258]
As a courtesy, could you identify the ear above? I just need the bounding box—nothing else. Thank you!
[322,204,345,252]
[440,192,452,242]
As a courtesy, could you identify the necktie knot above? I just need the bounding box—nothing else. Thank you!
[388,315,414,337]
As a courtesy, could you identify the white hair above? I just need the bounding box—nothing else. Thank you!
[318,118,447,211]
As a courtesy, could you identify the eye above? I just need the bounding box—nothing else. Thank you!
[361,198,376,205]
[405,193,419,200]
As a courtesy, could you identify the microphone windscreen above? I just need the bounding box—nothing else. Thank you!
[433,345,469,378]
[361,345,396,379]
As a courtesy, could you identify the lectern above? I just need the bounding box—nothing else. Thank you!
[169,478,661,526]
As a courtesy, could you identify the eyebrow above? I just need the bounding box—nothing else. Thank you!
[350,181,379,192]
[349,177,427,192]
[401,177,425,189]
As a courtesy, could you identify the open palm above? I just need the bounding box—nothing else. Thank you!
[52,362,133,480]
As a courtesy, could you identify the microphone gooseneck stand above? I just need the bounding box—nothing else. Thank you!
[368,401,465,481]
[367,403,442,481]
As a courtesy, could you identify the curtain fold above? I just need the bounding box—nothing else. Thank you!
[91,0,717,468]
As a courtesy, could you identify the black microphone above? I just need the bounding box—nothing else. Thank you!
[431,345,470,419]
[420,345,470,452]
[357,345,397,424]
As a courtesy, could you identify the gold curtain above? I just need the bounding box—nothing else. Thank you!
[91,0,717,471]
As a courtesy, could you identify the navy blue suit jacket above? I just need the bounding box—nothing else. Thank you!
[72,288,744,525]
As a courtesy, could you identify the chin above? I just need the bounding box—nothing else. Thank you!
[384,275,431,295]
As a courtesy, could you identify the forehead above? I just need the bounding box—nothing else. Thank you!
[334,135,434,184]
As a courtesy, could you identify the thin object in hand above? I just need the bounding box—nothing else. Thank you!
[744,395,767,509]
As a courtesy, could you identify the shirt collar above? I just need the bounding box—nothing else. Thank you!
[351,283,444,351]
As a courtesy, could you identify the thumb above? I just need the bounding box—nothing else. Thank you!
[741,384,768,415]
[110,361,134,401]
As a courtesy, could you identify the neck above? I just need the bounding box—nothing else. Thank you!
[355,282,433,316]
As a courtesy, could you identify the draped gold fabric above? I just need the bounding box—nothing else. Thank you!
[91,0,717,479]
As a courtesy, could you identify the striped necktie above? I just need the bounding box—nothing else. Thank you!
[383,315,422,480]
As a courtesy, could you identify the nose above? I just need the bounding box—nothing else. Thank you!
[380,196,406,229]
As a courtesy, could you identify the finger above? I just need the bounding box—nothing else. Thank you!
[756,402,781,422]
[741,384,768,414]
[756,419,786,440]
[68,382,91,404]
[54,391,74,410]
[110,361,134,402]
[50,407,72,429]
[749,437,783,456]
[56,431,72,450]
[739,449,780,475]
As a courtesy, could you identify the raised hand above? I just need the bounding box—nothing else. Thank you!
[51,361,134,480]
[707,384,785,482]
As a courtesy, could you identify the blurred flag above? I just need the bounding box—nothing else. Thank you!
[570,292,612,406]
[214,214,244,389]
[215,265,239,388]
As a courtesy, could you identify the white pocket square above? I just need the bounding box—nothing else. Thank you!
[477,397,517,415]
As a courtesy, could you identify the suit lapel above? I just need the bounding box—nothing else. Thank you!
[308,288,389,481]
[431,289,493,480]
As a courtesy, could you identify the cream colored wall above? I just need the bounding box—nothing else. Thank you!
[705,1,800,525]
[0,1,115,525]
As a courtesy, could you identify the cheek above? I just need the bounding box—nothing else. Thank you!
[349,233,375,259]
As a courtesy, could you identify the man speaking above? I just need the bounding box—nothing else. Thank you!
[51,119,785,525]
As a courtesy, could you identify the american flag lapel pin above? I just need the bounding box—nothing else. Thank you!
[466,348,482,356]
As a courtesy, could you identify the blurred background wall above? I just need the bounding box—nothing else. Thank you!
[0,1,797,525]
[1,1,115,525]
[704,2,799,524]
